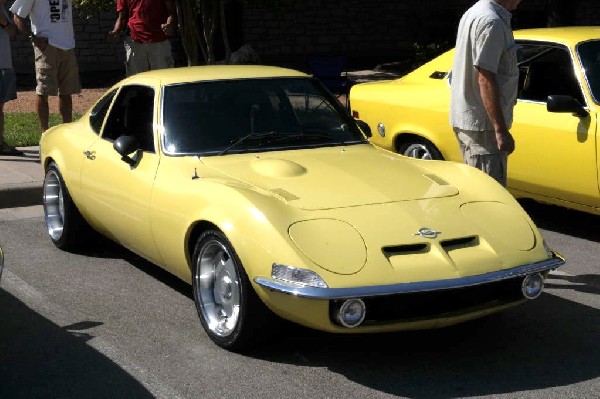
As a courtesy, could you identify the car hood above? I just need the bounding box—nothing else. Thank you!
[200,145,458,210]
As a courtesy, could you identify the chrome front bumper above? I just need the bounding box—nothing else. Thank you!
[254,251,565,300]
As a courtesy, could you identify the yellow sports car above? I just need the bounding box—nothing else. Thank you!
[40,65,564,351]
[350,27,600,215]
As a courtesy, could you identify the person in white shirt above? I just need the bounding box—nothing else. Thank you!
[10,0,81,133]
[449,0,521,186]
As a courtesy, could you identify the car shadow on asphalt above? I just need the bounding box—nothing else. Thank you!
[246,293,599,397]
[0,288,155,398]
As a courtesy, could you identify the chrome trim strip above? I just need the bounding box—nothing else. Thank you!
[254,252,565,300]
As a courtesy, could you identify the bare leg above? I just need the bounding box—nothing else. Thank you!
[59,94,73,123]
[37,94,50,132]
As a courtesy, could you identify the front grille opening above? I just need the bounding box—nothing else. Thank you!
[441,236,479,251]
[332,277,524,325]
[382,243,429,257]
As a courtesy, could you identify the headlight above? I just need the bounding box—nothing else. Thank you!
[271,264,328,288]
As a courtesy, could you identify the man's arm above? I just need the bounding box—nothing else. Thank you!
[107,10,127,42]
[477,66,515,154]
[12,13,47,49]
[0,0,16,37]
[162,0,177,37]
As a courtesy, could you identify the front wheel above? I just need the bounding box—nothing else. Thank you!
[398,138,443,160]
[43,162,91,251]
[192,230,269,351]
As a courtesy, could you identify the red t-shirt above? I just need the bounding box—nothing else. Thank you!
[117,0,170,43]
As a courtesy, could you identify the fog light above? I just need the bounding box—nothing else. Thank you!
[522,273,544,299]
[336,298,366,328]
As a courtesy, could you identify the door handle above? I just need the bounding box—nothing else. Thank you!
[83,150,96,160]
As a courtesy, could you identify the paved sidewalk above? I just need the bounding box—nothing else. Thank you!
[0,146,44,208]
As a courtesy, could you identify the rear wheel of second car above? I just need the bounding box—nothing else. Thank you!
[398,137,444,160]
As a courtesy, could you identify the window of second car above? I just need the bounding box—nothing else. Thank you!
[162,78,365,156]
[517,42,584,105]
[577,40,600,105]
[89,89,116,134]
[102,85,156,153]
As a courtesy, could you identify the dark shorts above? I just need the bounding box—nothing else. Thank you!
[34,44,81,96]
[0,68,17,104]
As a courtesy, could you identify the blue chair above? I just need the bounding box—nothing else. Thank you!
[306,55,353,108]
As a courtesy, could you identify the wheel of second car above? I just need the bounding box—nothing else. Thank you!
[43,162,91,251]
[192,230,269,351]
[398,138,443,160]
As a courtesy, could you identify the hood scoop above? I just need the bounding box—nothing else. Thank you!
[202,147,459,210]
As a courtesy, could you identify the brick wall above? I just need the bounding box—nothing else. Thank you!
[242,0,600,69]
[7,0,600,82]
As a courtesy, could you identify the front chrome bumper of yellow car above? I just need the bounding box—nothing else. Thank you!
[254,251,565,300]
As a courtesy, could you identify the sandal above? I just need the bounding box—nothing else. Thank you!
[0,142,24,156]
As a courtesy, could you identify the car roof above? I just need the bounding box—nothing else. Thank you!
[514,26,600,46]
[121,65,309,87]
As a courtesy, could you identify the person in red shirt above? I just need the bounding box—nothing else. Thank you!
[108,0,177,76]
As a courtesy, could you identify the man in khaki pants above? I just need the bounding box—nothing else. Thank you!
[11,0,81,133]
[449,0,521,187]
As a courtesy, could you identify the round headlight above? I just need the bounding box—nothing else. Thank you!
[522,273,544,299]
[336,298,366,328]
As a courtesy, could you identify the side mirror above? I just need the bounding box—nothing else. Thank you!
[547,95,588,118]
[355,120,372,138]
[113,135,141,166]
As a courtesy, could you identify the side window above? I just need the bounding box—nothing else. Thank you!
[103,85,156,152]
[89,89,117,134]
[517,43,584,104]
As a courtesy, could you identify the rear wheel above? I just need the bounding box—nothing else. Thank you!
[192,230,270,351]
[398,137,443,160]
[43,162,91,250]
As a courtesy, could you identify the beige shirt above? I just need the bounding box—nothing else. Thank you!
[449,0,519,131]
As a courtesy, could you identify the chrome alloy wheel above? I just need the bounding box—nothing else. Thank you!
[194,239,241,337]
[403,143,434,160]
[43,169,66,241]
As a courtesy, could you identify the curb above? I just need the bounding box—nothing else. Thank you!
[0,182,43,208]
[0,146,44,209]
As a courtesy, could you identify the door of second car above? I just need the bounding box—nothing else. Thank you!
[508,41,599,208]
[80,84,162,263]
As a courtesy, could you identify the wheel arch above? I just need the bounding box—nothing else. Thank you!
[393,132,446,160]
[186,220,220,272]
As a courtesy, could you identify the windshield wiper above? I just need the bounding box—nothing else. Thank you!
[218,131,280,155]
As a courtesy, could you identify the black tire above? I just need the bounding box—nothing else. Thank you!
[191,230,270,351]
[43,162,92,251]
[398,137,444,160]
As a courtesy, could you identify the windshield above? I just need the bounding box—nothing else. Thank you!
[162,77,366,155]
[577,40,600,104]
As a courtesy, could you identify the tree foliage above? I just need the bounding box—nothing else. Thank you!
[72,0,115,18]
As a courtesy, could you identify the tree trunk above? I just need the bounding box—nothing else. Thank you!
[175,0,200,66]
[220,0,232,64]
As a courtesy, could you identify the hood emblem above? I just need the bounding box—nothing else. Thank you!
[413,227,441,239]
